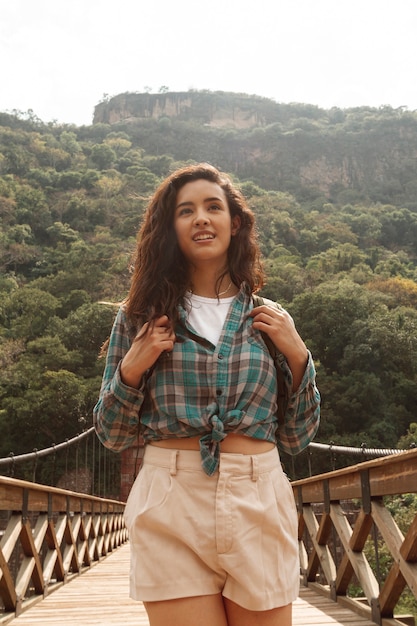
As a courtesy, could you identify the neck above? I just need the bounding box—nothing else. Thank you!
[189,270,238,299]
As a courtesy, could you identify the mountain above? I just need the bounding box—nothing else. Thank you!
[93,90,417,207]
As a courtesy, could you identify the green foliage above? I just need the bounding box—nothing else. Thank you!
[0,93,416,469]
[365,495,417,617]
[1,286,60,340]
[398,423,417,449]
[90,143,117,170]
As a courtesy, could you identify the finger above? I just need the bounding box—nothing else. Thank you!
[154,314,172,327]
[252,311,279,325]
[250,305,269,316]
[155,326,175,340]
[134,322,150,342]
[251,304,283,317]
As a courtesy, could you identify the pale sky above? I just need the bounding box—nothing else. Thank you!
[1,0,417,126]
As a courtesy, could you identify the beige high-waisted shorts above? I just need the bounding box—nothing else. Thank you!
[124,444,299,611]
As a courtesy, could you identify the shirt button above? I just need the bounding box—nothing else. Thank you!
[218,353,224,360]
[216,389,223,396]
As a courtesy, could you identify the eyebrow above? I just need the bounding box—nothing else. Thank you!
[176,196,225,210]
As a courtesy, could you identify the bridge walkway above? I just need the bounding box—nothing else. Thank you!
[8,543,377,626]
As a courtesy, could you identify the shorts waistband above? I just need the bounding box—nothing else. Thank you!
[143,444,279,479]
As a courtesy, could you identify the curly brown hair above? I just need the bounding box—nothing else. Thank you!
[125,163,265,326]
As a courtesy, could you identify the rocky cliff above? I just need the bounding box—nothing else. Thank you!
[92,91,417,205]
[93,91,288,128]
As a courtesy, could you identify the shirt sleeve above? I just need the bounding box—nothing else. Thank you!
[93,307,145,452]
[276,350,320,456]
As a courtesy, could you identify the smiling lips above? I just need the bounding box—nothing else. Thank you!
[193,232,215,241]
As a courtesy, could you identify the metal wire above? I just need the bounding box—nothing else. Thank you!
[0,427,96,468]
[0,430,407,471]
[308,441,403,457]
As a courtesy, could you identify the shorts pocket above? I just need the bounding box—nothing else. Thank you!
[271,467,298,538]
[124,464,172,532]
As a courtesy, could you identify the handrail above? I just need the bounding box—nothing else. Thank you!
[1,435,407,469]
[0,427,119,500]
[309,441,405,458]
[0,475,128,622]
[292,447,417,626]
[0,428,95,468]
[1,449,416,624]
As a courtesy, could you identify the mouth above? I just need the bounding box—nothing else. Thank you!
[193,233,215,242]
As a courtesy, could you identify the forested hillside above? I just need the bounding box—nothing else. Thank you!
[95,91,417,207]
[0,91,416,470]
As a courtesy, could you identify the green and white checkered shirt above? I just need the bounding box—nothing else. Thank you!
[94,286,320,475]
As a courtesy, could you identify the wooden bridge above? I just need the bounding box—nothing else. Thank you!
[1,447,416,626]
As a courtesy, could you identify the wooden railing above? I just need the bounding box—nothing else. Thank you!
[0,475,127,623]
[1,449,416,625]
[293,446,417,626]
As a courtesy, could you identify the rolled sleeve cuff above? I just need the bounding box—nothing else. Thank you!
[277,351,320,456]
[94,363,146,452]
[110,361,146,410]
[287,351,316,399]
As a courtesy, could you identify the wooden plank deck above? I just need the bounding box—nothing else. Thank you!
[8,543,377,626]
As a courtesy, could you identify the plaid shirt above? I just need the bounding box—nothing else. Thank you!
[94,286,320,475]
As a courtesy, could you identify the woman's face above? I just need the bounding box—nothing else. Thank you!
[173,179,240,269]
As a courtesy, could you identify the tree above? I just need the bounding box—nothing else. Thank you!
[52,302,116,375]
[59,130,82,157]
[290,279,376,369]
[398,423,417,449]
[90,143,116,170]
[2,98,417,462]
[2,287,60,340]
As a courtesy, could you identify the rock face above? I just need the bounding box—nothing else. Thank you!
[93,91,417,203]
[93,91,282,128]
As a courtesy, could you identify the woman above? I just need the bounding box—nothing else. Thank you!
[94,163,320,626]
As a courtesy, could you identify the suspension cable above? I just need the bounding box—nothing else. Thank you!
[308,441,404,457]
[0,426,96,468]
[0,431,409,471]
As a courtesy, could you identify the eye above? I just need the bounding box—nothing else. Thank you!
[208,203,222,211]
[177,206,193,217]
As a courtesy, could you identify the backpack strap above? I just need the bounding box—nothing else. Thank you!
[252,295,288,425]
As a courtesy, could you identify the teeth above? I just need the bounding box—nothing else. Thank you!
[194,234,214,241]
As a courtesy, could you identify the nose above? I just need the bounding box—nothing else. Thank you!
[193,208,209,225]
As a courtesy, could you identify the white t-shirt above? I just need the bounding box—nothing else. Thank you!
[185,292,235,345]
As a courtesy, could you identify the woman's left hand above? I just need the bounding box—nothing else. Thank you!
[250,304,308,390]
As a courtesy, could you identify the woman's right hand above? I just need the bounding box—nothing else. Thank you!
[120,315,176,388]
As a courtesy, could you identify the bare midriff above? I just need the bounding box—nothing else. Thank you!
[149,433,275,454]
